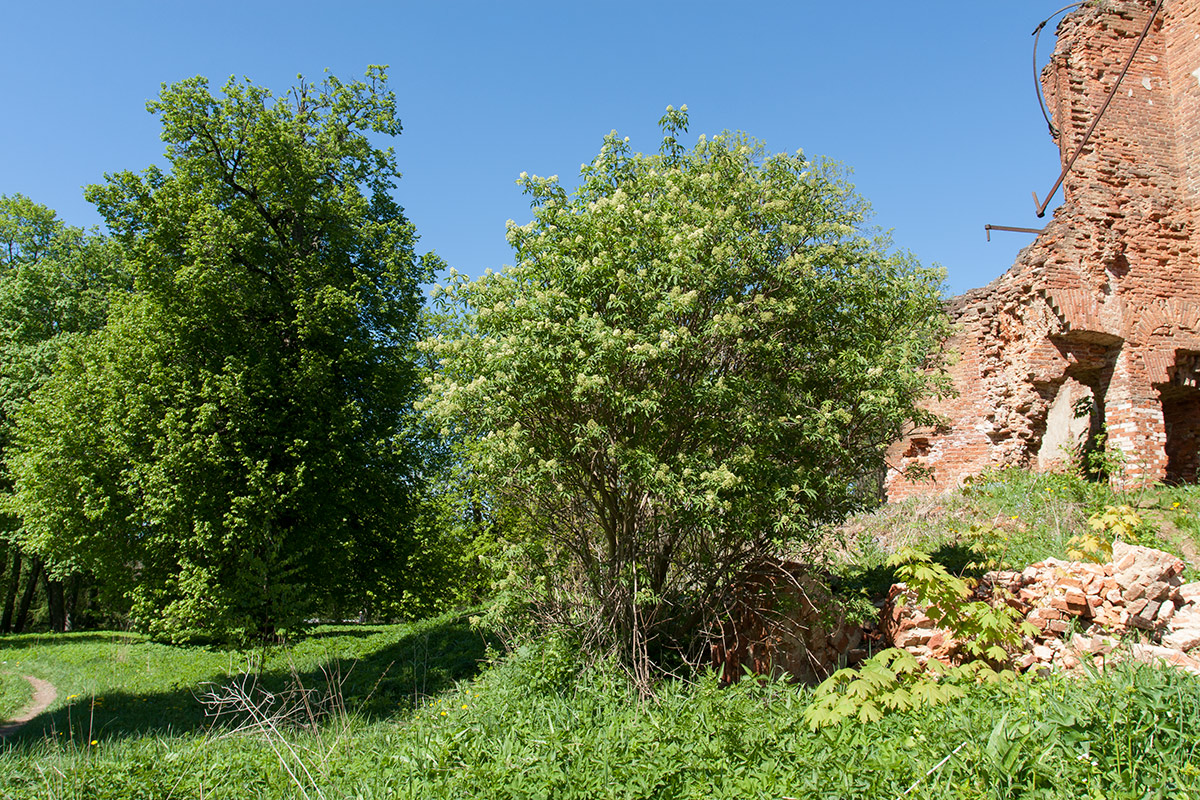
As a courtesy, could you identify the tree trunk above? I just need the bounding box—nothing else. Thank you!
[45,573,64,633]
[1,549,22,633]
[65,575,81,632]
[12,556,42,634]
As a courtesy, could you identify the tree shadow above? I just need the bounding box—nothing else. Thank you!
[831,542,985,602]
[0,632,142,650]
[3,614,496,749]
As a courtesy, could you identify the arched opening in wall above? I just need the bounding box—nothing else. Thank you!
[1032,333,1120,478]
[1159,350,1200,485]
[1034,377,1099,472]
[1161,390,1200,484]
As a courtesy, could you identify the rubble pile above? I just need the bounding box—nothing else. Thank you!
[883,541,1200,675]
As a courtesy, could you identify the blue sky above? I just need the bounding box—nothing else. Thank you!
[2,1,1068,296]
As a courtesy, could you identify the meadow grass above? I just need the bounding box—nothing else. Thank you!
[1,640,1198,799]
[0,610,490,745]
[839,467,1200,584]
[0,672,32,721]
[2,469,1200,798]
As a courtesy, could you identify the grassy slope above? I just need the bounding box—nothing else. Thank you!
[0,673,31,721]
[839,467,1200,581]
[0,469,1198,799]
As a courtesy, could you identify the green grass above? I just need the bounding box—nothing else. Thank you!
[0,640,1197,799]
[0,610,491,745]
[0,672,32,721]
[838,468,1200,587]
[2,469,1199,798]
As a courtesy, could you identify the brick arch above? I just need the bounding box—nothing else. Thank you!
[1134,299,1200,383]
[1131,298,1200,344]
[1040,287,1107,335]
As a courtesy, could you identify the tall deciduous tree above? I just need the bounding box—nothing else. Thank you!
[0,195,125,632]
[420,107,950,676]
[11,68,435,642]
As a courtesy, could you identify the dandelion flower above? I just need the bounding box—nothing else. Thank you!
[90,740,98,746]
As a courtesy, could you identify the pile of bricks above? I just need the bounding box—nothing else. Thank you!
[882,541,1200,675]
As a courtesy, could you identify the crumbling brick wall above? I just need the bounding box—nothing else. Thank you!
[888,0,1200,500]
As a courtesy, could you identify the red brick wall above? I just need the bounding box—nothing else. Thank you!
[887,0,1200,500]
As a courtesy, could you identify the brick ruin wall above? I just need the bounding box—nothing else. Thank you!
[887,0,1200,500]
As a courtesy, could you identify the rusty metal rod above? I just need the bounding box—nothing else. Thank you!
[1032,2,1087,139]
[985,224,1045,242]
[1033,0,1164,218]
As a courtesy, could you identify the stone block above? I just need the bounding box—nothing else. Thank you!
[1112,542,1185,590]
[1131,599,1162,630]
[1148,581,1174,602]
[1132,644,1200,674]
[895,629,934,648]
[1163,629,1200,651]
[1172,609,1200,630]
[1123,581,1150,603]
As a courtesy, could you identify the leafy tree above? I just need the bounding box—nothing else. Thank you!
[11,68,435,642]
[420,107,950,677]
[0,195,125,632]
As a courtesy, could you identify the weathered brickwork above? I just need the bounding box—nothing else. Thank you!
[887,0,1200,500]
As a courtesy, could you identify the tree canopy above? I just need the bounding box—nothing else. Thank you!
[0,195,126,632]
[10,68,435,642]
[419,107,950,674]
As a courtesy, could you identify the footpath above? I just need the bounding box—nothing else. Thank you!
[0,676,56,739]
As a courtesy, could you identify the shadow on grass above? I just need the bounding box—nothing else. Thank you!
[4,613,495,750]
[0,632,142,650]
[831,542,985,601]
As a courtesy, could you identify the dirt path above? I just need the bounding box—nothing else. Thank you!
[0,675,56,739]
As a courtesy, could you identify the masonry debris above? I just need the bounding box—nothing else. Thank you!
[711,560,864,685]
[882,541,1200,676]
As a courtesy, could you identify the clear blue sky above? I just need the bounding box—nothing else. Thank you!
[2,1,1068,296]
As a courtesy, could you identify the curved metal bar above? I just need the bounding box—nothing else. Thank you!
[1032,3,1088,138]
[1034,0,1165,218]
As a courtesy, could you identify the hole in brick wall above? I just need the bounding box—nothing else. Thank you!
[1160,350,1200,485]
[1034,376,1105,473]
[903,437,931,459]
[1104,251,1130,280]
[1161,389,1200,485]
